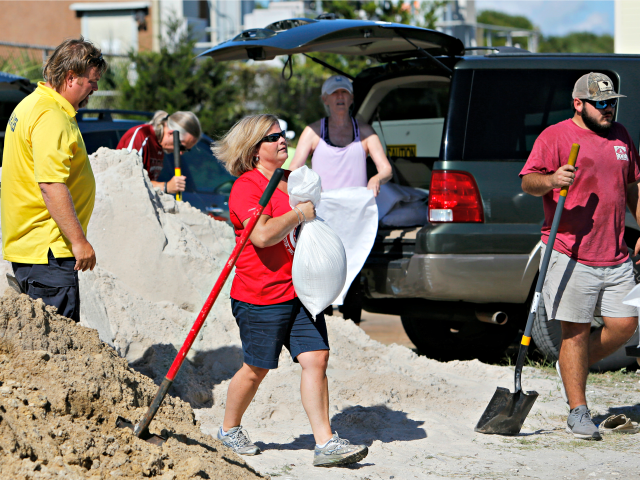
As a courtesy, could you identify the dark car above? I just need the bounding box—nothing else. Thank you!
[76,109,234,221]
[201,17,640,369]
[0,72,35,166]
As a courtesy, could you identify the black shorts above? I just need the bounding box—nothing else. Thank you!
[12,250,80,322]
[231,297,330,369]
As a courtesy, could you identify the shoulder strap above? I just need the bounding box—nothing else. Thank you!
[352,117,360,141]
[320,117,328,140]
[126,126,144,153]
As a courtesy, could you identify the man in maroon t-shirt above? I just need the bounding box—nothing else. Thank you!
[521,72,640,440]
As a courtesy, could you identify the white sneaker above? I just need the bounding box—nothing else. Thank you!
[217,425,261,455]
[313,433,368,467]
[555,360,568,405]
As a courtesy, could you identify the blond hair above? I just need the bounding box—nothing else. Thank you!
[212,114,279,177]
[43,37,108,90]
[148,110,202,144]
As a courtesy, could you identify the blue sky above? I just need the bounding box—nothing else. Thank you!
[475,1,614,36]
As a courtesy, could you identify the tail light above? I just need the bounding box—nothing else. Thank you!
[429,170,484,223]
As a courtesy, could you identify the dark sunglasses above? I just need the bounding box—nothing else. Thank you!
[586,98,618,109]
[261,131,287,143]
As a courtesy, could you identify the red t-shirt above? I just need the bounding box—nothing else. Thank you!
[117,124,165,181]
[229,169,298,305]
[521,118,640,266]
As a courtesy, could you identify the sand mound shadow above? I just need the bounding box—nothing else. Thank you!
[130,343,243,408]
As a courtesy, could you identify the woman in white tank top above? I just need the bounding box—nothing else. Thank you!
[289,75,392,196]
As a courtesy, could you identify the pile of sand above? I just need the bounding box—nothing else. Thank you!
[0,291,262,479]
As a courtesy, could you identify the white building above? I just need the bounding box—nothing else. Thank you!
[244,1,305,31]
[614,0,640,54]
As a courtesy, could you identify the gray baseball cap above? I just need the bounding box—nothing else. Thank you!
[572,72,626,101]
[321,75,353,96]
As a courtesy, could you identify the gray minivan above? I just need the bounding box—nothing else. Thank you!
[202,17,640,369]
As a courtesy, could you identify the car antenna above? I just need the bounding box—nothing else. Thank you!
[396,33,452,76]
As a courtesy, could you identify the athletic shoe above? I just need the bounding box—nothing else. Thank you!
[555,360,569,405]
[217,426,261,455]
[313,433,368,467]
[566,405,602,440]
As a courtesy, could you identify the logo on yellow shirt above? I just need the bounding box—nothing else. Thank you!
[8,112,18,132]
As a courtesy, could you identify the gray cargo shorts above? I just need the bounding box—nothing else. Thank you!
[540,244,638,323]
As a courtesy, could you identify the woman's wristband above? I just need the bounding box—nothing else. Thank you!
[164,182,168,194]
[294,206,307,224]
[292,207,302,225]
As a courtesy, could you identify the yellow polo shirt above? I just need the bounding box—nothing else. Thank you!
[1,82,95,264]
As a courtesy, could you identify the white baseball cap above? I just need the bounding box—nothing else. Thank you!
[321,75,353,96]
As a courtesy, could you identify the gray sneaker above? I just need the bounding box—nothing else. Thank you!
[217,426,261,455]
[555,361,569,404]
[566,405,602,440]
[313,433,368,467]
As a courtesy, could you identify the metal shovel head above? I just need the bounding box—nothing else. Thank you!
[474,387,539,435]
[116,416,166,446]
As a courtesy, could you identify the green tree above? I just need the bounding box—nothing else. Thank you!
[477,10,534,30]
[478,9,613,54]
[322,0,444,28]
[539,32,613,54]
[477,9,535,50]
[118,19,244,137]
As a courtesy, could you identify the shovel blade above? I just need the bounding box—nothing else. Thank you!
[116,416,166,446]
[474,387,539,435]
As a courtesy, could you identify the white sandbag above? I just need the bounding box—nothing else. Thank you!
[289,167,347,318]
[317,187,377,305]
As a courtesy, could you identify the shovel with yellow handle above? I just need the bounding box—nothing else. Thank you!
[173,130,182,202]
[475,143,580,435]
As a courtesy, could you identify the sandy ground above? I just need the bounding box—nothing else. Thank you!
[193,325,640,480]
[1,148,640,479]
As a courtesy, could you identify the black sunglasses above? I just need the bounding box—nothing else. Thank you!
[586,98,618,109]
[261,131,287,143]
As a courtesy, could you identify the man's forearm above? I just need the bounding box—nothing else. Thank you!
[39,182,87,245]
[521,173,553,197]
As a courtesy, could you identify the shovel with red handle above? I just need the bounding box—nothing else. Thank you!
[117,168,285,444]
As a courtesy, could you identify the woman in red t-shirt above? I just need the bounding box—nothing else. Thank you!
[212,114,368,467]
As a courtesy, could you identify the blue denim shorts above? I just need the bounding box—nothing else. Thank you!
[231,297,330,369]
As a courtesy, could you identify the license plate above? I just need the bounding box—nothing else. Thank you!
[386,144,417,157]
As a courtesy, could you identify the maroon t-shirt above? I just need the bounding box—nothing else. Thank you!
[117,124,165,181]
[521,118,640,266]
[229,169,298,305]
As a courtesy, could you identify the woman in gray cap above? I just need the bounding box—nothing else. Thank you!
[290,75,392,323]
[290,75,392,196]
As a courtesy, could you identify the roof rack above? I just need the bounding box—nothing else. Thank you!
[464,46,531,55]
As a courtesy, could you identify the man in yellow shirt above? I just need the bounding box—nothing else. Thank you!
[1,37,107,321]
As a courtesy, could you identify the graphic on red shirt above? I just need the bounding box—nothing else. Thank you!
[229,169,297,305]
[117,124,165,180]
[520,119,640,266]
[614,146,629,161]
